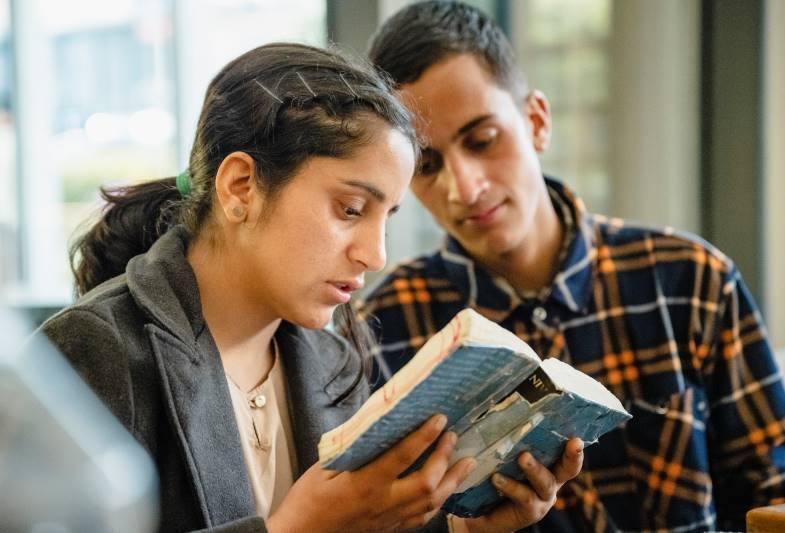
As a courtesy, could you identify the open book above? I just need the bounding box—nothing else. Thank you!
[319,308,632,517]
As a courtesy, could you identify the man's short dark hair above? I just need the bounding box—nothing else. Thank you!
[368,0,527,99]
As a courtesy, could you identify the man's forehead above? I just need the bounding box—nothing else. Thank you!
[398,54,493,104]
[397,55,510,147]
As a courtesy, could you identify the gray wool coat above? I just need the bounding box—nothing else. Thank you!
[39,227,449,532]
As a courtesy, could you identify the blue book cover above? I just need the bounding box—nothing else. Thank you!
[318,309,631,517]
[443,359,632,516]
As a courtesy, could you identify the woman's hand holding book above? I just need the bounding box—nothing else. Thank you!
[267,414,477,532]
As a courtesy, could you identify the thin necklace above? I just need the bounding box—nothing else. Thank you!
[226,337,278,397]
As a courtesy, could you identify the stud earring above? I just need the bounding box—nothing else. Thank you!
[231,205,245,218]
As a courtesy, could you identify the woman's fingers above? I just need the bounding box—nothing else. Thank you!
[365,414,448,480]
[392,427,462,498]
[396,508,441,531]
[395,454,477,517]
[395,457,476,530]
[356,421,582,530]
[435,456,477,498]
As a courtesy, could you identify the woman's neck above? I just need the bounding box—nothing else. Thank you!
[187,233,280,391]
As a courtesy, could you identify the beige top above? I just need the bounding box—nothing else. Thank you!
[225,340,297,519]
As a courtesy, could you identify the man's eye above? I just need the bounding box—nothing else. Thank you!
[417,149,442,176]
[466,128,498,150]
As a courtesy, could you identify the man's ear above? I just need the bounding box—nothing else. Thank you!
[524,90,552,153]
[214,151,258,223]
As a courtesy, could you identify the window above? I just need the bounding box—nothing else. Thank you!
[174,0,326,167]
[7,0,176,304]
[512,0,611,214]
[0,0,16,289]
[2,0,326,310]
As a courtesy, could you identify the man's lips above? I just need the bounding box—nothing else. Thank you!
[460,201,505,226]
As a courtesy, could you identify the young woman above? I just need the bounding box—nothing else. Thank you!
[39,43,581,532]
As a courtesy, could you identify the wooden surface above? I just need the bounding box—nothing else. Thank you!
[747,503,785,532]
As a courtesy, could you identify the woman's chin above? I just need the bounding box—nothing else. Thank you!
[289,307,335,330]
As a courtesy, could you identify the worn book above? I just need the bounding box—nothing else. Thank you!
[318,308,632,517]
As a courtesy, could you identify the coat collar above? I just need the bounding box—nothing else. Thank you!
[126,225,206,345]
[124,227,363,524]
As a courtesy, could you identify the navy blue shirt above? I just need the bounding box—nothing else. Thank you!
[357,178,785,532]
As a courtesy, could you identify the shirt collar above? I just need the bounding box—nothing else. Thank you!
[439,177,597,320]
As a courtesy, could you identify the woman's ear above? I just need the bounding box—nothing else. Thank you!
[214,151,258,223]
[523,90,552,153]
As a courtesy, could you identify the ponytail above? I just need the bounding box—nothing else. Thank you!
[69,178,183,297]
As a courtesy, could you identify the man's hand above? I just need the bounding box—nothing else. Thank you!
[454,438,584,533]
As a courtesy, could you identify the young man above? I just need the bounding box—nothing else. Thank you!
[357,1,785,531]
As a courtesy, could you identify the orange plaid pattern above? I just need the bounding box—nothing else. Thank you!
[356,178,785,532]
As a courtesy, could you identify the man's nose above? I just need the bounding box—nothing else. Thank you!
[443,155,488,205]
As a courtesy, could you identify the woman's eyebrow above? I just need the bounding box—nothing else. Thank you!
[341,180,386,202]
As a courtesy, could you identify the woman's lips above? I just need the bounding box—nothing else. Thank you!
[326,280,362,304]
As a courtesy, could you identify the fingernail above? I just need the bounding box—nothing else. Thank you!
[446,431,457,446]
[569,441,584,458]
[523,453,534,467]
[492,473,507,487]
[465,458,477,474]
[433,414,447,431]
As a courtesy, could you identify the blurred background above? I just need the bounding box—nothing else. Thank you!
[0,0,782,359]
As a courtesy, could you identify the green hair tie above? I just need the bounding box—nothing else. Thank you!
[176,169,192,198]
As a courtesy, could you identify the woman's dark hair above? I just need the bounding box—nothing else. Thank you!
[368,0,527,100]
[70,42,417,400]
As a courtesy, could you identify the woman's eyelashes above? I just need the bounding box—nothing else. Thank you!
[337,198,366,219]
[336,193,401,221]
[343,206,362,218]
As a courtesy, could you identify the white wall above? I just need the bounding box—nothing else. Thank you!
[764,0,785,356]
[608,0,701,235]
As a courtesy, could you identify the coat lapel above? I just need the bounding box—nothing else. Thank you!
[147,323,255,527]
[127,227,254,526]
[276,322,367,477]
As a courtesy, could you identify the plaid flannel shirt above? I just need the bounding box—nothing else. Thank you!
[356,178,785,532]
